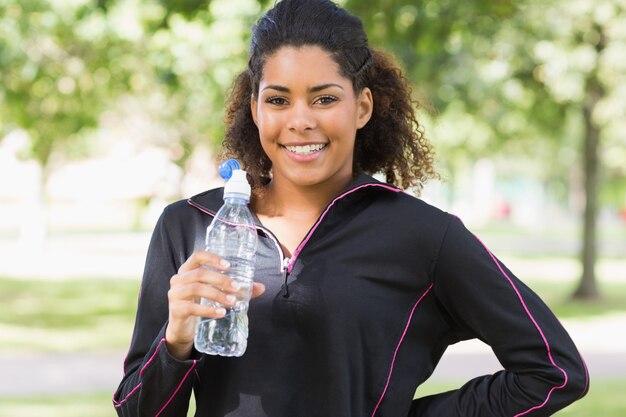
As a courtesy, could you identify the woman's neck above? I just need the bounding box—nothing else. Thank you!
[252,175,353,220]
[249,174,355,257]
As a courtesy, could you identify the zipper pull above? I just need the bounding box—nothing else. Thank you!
[282,257,291,298]
[281,257,291,271]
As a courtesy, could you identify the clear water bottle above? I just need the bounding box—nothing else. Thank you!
[194,159,258,357]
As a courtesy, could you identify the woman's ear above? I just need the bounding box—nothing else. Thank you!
[251,94,259,127]
[356,87,373,129]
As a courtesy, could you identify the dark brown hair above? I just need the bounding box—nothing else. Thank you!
[221,0,436,191]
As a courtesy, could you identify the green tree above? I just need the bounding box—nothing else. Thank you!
[133,0,262,171]
[525,0,626,299]
[469,0,626,299]
[348,0,626,299]
[0,0,262,238]
[0,0,142,240]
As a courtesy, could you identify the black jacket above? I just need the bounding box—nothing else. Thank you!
[113,174,588,416]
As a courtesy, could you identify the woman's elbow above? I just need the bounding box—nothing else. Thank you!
[533,351,590,411]
[562,353,590,402]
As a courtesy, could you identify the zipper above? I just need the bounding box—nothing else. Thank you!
[281,256,291,298]
[286,182,401,273]
[188,181,402,298]
[253,223,291,298]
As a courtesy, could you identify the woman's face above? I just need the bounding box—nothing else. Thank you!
[251,45,373,191]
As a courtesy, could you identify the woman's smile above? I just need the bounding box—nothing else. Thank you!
[282,143,329,162]
[283,143,328,155]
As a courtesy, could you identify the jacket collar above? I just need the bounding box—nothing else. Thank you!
[188,172,398,215]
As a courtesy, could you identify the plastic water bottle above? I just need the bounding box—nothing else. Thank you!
[194,159,258,357]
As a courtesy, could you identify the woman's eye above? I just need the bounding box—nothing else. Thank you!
[266,96,288,105]
[315,95,338,105]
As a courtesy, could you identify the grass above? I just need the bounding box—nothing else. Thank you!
[0,379,624,417]
[1,265,625,352]
[524,279,626,319]
[0,393,115,417]
[0,276,139,352]
[475,222,626,240]
[0,392,197,417]
[414,379,626,416]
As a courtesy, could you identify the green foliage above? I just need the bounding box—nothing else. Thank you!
[1,0,624,220]
[345,0,625,194]
[2,0,623,187]
[135,0,262,166]
[0,1,136,169]
[158,0,212,20]
[344,1,545,174]
[0,0,263,175]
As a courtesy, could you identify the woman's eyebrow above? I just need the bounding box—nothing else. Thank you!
[262,85,290,93]
[261,83,344,93]
[309,83,344,93]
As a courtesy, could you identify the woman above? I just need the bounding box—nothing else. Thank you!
[113,0,589,415]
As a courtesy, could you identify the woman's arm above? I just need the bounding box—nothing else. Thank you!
[411,216,589,416]
[112,203,265,417]
[112,207,199,417]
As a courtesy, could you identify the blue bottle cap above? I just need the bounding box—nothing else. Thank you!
[218,159,241,181]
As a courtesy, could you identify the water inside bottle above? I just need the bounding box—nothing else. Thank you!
[195,265,253,357]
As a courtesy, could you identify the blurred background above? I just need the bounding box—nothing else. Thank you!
[1,0,625,415]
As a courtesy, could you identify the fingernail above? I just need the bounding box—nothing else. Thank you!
[215,307,226,316]
[231,281,241,290]
[226,295,236,304]
[220,259,230,268]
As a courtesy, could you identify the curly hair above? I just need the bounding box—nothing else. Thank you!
[221,0,437,192]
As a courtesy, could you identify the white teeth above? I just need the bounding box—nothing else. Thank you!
[285,144,326,154]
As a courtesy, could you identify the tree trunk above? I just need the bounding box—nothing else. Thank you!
[572,87,601,300]
[18,162,47,253]
[573,28,606,300]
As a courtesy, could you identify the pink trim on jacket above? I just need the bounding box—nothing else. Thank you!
[289,183,402,273]
[473,235,569,417]
[114,338,167,408]
[155,360,198,417]
[371,283,434,416]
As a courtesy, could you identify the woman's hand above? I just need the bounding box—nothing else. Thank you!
[165,251,266,360]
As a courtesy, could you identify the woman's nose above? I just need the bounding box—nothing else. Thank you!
[286,101,316,132]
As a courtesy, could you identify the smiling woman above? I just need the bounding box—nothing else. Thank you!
[113,1,589,416]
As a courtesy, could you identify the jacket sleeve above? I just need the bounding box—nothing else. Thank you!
[113,207,201,417]
[410,216,589,417]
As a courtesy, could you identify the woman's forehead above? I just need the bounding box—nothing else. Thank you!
[259,45,349,87]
